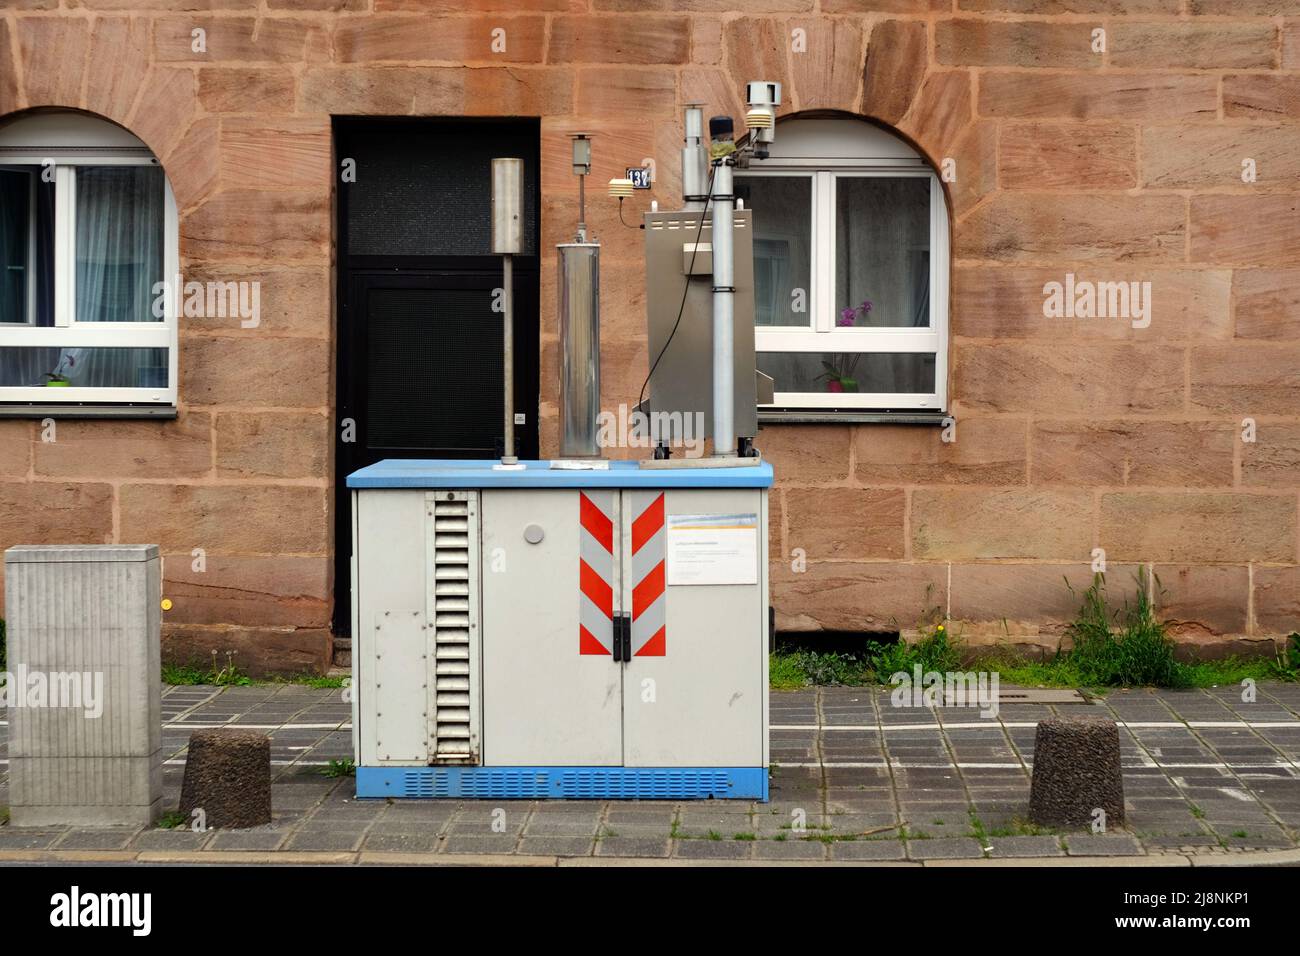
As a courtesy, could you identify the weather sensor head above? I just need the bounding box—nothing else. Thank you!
[708,115,736,160]
[744,81,781,159]
[570,133,592,176]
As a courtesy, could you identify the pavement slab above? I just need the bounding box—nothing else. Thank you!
[5,683,1300,864]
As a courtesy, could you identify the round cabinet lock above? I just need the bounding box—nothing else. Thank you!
[523,523,545,544]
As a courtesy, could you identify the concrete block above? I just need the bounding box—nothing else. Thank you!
[4,545,162,827]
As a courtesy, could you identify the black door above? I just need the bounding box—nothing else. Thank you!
[334,118,540,635]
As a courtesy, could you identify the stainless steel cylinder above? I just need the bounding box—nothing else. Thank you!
[558,243,601,458]
[711,162,735,457]
[681,105,709,210]
[491,158,523,255]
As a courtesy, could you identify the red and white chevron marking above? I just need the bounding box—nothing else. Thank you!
[629,491,666,657]
[578,490,614,655]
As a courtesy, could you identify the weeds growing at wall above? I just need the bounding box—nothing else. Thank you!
[769,573,1299,691]
[1064,571,1191,688]
[161,651,251,687]
[769,622,962,689]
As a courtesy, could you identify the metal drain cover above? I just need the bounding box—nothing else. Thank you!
[990,688,1089,704]
[938,687,1089,705]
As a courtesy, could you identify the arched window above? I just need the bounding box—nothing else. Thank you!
[737,117,948,416]
[0,110,178,412]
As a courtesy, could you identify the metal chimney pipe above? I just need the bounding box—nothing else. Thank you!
[708,116,736,457]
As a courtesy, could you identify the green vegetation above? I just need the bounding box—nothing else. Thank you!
[769,621,959,689]
[286,674,349,689]
[162,651,252,687]
[1063,571,1189,688]
[769,650,816,689]
[870,621,961,679]
[770,575,1300,691]
[319,758,356,778]
[155,810,187,829]
[162,653,350,689]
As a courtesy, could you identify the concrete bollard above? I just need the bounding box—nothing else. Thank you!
[4,545,162,827]
[178,729,272,829]
[1028,716,1125,829]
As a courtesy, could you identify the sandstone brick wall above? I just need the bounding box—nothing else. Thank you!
[0,1,1297,672]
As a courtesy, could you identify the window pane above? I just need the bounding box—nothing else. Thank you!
[0,167,53,326]
[0,346,168,388]
[75,165,164,322]
[758,351,935,395]
[835,177,930,328]
[734,176,812,327]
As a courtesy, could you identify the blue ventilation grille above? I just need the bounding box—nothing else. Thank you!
[559,769,732,799]
[403,771,436,798]
[360,767,767,800]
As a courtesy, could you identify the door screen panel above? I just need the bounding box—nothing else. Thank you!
[364,286,503,452]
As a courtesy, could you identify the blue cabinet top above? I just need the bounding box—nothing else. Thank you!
[347,458,774,489]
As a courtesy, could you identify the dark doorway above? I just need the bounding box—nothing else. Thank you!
[333,117,541,635]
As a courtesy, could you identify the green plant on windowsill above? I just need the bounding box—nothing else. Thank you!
[44,372,70,387]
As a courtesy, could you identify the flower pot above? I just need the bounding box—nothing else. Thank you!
[44,380,69,387]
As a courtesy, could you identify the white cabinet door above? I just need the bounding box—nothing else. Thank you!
[620,488,766,768]
[480,489,623,766]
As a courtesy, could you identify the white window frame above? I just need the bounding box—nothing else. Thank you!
[738,128,949,413]
[0,127,178,407]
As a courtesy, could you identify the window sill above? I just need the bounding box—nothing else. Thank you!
[0,403,178,420]
[758,408,948,425]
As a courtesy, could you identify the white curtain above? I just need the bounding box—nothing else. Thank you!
[59,165,164,387]
[834,177,931,394]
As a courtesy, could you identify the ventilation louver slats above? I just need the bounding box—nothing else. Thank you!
[430,494,478,763]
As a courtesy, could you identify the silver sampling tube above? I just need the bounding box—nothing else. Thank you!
[682,104,709,211]
[491,158,524,464]
[558,243,601,458]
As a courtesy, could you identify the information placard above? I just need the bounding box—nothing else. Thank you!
[666,513,759,586]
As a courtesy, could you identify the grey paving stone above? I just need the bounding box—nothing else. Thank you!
[1219,831,1295,849]
[447,818,526,836]
[380,802,460,820]
[517,836,594,856]
[986,835,1064,858]
[130,828,212,850]
[368,819,451,837]
[906,838,985,860]
[830,839,906,861]
[362,832,441,853]
[524,818,600,836]
[753,839,826,860]
[1063,833,1144,856]
[0,829,64,849]
[206,829,289,851]
[52,828,141,850]
[442,834,520,854]
[596,836,671,858]
[674,839,752,859]
[284,829,366,852]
